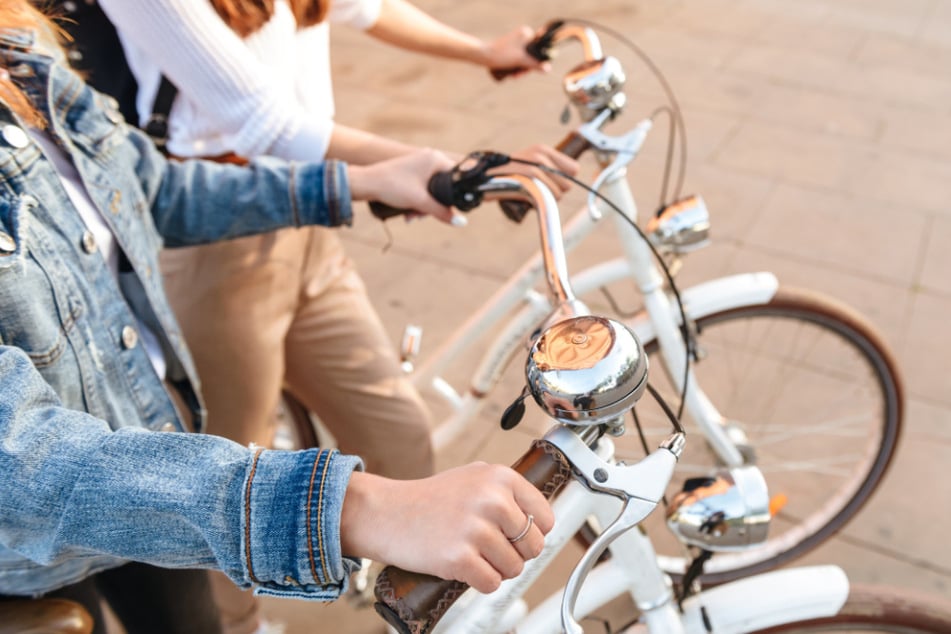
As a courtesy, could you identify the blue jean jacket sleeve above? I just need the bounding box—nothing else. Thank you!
[123,121,353,249]
[0,346,363,600]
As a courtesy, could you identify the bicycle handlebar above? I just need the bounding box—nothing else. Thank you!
[374,439,574,634]
[490,19,605,81]
[369,129,591,224]
[371,165,595,633]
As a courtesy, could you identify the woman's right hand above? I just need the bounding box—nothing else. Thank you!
[340,462,554,594]
[347,148,466,226]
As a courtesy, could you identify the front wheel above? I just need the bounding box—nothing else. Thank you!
[750,584,951,632]
[618,286,903,583]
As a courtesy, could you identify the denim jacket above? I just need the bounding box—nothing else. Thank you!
[0,29,362,599]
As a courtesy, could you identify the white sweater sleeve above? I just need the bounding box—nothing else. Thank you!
[329,0,384,29]
[98,0,334,160]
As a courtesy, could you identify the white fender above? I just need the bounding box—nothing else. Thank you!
[619,566,850,633]
[677,565,849,633]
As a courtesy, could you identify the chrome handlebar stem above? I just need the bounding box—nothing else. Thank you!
[476,175,587,319]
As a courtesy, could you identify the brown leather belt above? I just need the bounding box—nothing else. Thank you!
[203,151,248,166]
[169,151,249,166]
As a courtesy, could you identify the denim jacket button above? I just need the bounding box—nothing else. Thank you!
[0,231,15,254]
[120,325,138,349]
[81,230,97,254]
[62,0,77,12]
[159,422,176,433]
[2,124,29,149]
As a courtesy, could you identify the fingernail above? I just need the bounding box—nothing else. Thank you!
[450,214,468,227]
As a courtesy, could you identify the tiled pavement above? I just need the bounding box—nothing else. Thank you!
[259,0,951,631]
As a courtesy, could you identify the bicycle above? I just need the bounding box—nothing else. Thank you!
[284,18,903,587]
[365,164,950,633]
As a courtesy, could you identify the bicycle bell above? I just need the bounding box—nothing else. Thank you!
[563,56,627,121]
[666,466,770,551]
[526,315,648,426]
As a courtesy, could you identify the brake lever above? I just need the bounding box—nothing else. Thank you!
[581,117,654,221]
[562,497,658,634]
[544,425,684,633]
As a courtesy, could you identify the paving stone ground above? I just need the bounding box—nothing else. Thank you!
[248,1,951,631]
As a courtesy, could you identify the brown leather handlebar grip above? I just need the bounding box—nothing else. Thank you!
[555,130,593,159]
[499,131,592,223]
[373,439,573,634]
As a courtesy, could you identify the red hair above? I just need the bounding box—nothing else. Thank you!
[208,0,328,38]
[0,0,56,127]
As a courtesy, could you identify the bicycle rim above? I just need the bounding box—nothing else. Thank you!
[617,286,903,583]
[749,584,951,633]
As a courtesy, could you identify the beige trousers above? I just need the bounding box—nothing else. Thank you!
[161,226,434,633]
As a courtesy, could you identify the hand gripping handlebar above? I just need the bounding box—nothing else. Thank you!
[488,20,563,81]
[369,130,591,224]
[373,440,574,634]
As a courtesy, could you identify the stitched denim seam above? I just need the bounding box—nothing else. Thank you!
[325,161,339,226]
[305,450,321,584]
[288,164,300,227]
[314,450,334,583]
[244,447,264,583]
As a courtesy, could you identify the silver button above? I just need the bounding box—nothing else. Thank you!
[62,0,77,12]
[105,109,123,124]
[121,325,138,349]
[67,49,83,63]
[2,125,29,149]
[159,422,177,432]
[0,231,15,254]
[81,230,97,253]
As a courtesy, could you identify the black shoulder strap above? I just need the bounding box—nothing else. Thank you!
[143,75,178,151]
[41,0,180,150]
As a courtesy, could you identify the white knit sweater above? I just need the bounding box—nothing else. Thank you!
[99,0,382,161]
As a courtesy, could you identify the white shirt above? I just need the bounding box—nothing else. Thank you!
[99,0,382,160]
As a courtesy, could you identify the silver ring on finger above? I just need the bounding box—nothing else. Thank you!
[508,514,534,544]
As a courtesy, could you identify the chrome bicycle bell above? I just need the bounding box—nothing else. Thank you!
[646,194,711,254]
[526,316,648,426]
[563,56,627,121]
[665,466,770,551]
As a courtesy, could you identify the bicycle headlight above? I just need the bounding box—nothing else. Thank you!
[646,194,711,254]
[666,466,770,551]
